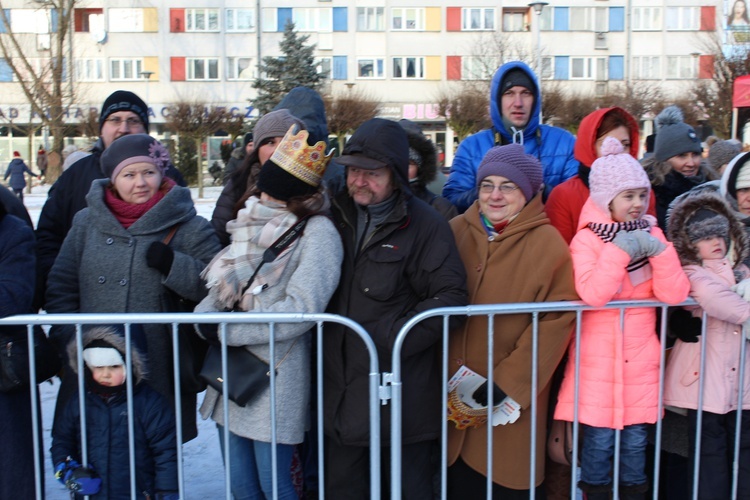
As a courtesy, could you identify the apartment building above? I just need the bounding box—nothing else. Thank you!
[0,0,738,159]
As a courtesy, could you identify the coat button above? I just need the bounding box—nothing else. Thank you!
[106,237,114,245]
[119,279,127,286]
[364,287,369,293]
[98,276,105,284]
[475,265,482,272]
[128,239,134,247]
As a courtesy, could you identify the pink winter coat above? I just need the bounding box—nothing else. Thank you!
[664,260,750,414]
[554,198,690,429]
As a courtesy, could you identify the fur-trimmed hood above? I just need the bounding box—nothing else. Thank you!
[66,325,148,383]
[401,120,438,186]
[667,189,748,267]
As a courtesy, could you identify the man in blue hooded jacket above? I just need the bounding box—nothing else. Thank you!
[443,61,578,212]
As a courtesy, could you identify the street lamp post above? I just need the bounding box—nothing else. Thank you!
[139,71,154,123]
[528,2,548,79]
[528,2,548,122]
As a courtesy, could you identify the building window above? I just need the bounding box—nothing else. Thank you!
[461,56,495,80]
[10,9,51,33]
[391,8,425,30]
[226,9,254,32]
[632,7,662,30]
[632,56,661,79]
[357,57,385,78]
[188,58,219,80]
[227,57,253,80]
[74,8,103,32]
[108,8,145,32]
[463,8,494,30]
[665,7,699,30]
[392,56,425,79]
[666,56,696,79]
[541,57,553,79]
[293,8,332,31]
[187,9,219,32]
[75,58,105,81]
[357,7,385,31]
[316,57,332,79]
[13,57,53,82]
[502,8,526,32]
[570,56,607,80]
[110,58,144,81]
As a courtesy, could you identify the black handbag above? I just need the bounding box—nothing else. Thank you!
[162,225,209,394]
[0,327,62,392]
[198,216,308,407]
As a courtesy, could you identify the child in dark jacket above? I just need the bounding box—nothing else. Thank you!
[51,325,178,499]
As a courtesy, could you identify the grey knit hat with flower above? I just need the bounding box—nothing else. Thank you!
[100,134,170,181]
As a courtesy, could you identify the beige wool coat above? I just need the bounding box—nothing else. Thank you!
[447,194,578,490]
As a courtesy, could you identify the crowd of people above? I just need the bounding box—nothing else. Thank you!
[2,58,750,499]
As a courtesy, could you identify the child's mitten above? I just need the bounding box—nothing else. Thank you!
[668,308,701,343]
[733,278,750,302]
[54,457,101,495]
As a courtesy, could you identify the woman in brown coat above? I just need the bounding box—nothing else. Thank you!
[447,144,577,498]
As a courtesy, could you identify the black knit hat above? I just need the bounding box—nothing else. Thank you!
[99,90,149,132]
[500,68,536,95]
[686,208,730,244]
[243,132,253,148]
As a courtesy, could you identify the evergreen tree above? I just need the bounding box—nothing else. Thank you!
[252,21,327,115]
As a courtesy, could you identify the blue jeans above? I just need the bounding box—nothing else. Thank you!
[217,425,297,500]
[580,423,649,487]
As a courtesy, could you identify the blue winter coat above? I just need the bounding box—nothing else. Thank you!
[4,158,35,190]
[442,61,578,212]
[51,326,178,499]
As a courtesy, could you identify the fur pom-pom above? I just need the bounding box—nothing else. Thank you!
[656,105,684,130]
[600,136,625,156]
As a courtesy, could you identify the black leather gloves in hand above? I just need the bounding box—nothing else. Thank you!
[612,230,666,261]
[146,241,175,275]
[668,308,702,343]
[472,381,507,407]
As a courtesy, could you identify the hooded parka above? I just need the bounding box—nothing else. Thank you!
[51,326,178,499]
[546,107,656,244]
[664,190,750,414]
[443,61,578,212]
[554,199,690,429]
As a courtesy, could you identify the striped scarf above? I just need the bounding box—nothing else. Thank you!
[587,217,655,281]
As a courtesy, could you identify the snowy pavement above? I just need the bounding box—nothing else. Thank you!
[21,182,227,499]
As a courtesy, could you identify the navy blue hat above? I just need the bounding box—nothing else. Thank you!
[99,90,149,132]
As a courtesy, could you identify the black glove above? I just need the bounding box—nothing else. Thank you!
[472,382,507,407]
[146,241,175,275]
[194,322,219,344]
[668,308,702,343]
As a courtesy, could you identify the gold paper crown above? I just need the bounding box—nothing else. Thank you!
[269,125,334,187]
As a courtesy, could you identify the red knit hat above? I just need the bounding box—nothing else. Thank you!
[12,151,20,157]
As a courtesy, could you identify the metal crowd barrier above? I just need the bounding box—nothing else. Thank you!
[0,312,379,500]
[3,299,748,500]
[388,298,748,500]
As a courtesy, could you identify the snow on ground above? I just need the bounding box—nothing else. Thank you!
[22,181,227,498]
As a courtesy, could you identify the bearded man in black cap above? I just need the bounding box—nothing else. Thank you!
[35,90,185,309]
[443,61,578,212]
[323,118,468,499]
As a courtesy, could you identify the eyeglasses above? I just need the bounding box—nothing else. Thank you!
[479,182,520,195]
[104,117,143,128]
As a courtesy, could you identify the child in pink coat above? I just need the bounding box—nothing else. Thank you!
[554,137,690,500]
[665,189,750,499]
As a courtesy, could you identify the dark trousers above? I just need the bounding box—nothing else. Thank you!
[324,438,435,499]
[12,188,22,201]
[447,457,547,499]
[687,409,750,500]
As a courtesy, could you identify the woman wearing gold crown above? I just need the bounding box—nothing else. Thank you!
[195,124,343,499]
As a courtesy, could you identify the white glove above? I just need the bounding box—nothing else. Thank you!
[733,278,750,302]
